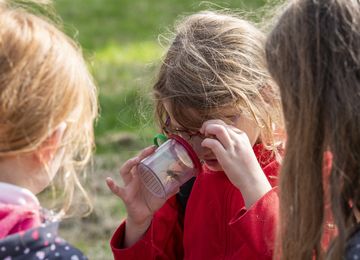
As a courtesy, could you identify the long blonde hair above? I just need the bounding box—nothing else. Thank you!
[154,11,283,155]
[0,1,98,216]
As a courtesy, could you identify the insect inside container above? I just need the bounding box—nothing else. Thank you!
[165,169,182,183]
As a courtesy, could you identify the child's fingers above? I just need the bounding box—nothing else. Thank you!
[201,138,227,162]
[119,157,139,185]
[227,127,246,140]
[200,119,227,133]
[106,177,126,200]
[137,145,157,161]
[124,172,142,199]
[119,146,156,185]
[107,177,139,205]
[227,128,252,150]
[202,123,232,149]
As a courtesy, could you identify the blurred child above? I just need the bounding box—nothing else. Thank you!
[265,0,360,259]
[0,1,97,259]
[107,11,283,259]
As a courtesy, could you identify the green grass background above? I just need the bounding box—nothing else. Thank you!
[52,0,270,259]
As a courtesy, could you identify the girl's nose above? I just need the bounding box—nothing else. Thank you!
[196,146,213,160]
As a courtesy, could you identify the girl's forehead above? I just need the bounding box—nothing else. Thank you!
[163,101,240,127]
[164,103,199,127]
[165,101,238,115]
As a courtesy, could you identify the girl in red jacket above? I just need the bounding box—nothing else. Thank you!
[106,11,283,259]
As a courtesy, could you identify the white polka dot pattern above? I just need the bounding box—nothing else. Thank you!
[0,221,87,259]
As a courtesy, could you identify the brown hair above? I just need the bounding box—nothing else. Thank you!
[153,11,283,153]
[0,1,98,215]
[266,0,360,259]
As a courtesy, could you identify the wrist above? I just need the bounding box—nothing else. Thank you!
[234,168,272,209]
[233,167,267,190]
[241,179,271,209]
[126,215,153,230]
[124,216,153,248]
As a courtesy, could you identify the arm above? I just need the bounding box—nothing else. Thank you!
[200,119,272,208]
[230,187,278,258]
[229,160,280,259]
[106,146,184,259]
[110,196,184,259]
[229,163,277,258]
[200,120,280,257]
[229,161,280,258]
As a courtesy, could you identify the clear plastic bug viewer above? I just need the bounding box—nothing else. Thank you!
[138,134,202,198]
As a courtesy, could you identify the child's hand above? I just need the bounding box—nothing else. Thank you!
[106,146,168,247]
[200,119,272,208]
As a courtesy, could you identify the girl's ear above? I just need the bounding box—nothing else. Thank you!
[33,122,67,164]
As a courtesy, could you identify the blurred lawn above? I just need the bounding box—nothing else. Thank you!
[55,0,268,154]
[53,0,268,259]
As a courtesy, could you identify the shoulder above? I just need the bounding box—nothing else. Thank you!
[29,241,87,260]
[45,242,87,260]
[0,221,87,260]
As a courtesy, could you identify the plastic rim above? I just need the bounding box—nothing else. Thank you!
[168,134,202,173]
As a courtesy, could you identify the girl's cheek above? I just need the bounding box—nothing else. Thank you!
[234,117,261,146]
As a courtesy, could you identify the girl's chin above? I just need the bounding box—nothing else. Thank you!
[204,159,223,172]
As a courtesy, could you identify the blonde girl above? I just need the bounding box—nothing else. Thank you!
[0,1,97,259]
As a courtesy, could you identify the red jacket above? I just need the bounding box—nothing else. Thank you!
[111,144,280,259]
